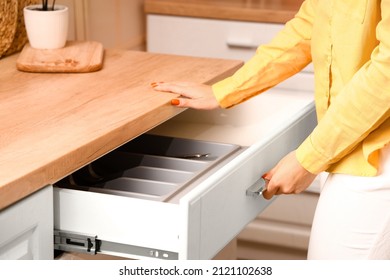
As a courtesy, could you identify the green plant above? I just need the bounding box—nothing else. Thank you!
[41,0,56,11]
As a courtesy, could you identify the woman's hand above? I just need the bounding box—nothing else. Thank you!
[262,151,317,200]
[151,81,220,110]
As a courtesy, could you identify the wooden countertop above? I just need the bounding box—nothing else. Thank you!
[0,50,242,210]
[144,0,304,24]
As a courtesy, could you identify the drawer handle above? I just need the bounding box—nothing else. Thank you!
[246,177,267,197]
[226,39,258,50]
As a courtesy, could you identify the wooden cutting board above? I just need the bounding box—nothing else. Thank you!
[16,41,104,73]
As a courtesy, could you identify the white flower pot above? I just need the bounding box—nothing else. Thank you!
[24,4,69,49]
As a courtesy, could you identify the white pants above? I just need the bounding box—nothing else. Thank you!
[307,145,390,259]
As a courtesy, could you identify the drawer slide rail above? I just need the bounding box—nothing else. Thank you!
[54,230,100,255]
[54,230,178,260]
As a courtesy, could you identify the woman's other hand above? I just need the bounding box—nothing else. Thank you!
[151,81,219,110]
[262,151,317,200]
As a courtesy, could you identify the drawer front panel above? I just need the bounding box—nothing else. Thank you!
[147,15,281,61]
[181,106,317,259]
[54,188,180,258]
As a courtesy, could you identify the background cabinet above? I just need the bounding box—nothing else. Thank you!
[146,14,320,260]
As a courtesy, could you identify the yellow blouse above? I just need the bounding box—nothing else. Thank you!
[212,0,390,176]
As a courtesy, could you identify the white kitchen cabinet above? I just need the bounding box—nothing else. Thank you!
[0,186,53,260]
[146,13,319,259]
[147,15,278,60]
[147,15,314,81]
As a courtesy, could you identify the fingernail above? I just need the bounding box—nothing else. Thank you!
[171,99,180,106]
[151,81,165,88]
[262,174,270,183]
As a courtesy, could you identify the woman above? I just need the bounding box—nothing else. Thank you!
[152,0,390,259]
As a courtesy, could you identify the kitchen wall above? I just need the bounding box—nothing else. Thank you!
[58,0,146,50]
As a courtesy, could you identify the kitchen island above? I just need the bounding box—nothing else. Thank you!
[0,50,242,211]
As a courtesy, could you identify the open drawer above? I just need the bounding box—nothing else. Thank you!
[53,89,316,260]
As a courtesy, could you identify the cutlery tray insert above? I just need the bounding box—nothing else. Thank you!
[56,134,240,201]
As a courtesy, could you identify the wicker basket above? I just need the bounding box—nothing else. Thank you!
[0,0,40,59]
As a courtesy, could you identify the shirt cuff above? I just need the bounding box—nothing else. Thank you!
[211,78,238,109]
[296,135,331,174]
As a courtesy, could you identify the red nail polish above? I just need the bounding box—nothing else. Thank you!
[171,99,180,106]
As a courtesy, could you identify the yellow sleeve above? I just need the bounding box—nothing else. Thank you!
[296,0,390,174]
[212,0,317,108]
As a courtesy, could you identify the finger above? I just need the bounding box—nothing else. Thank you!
[171,97,215,110]
[262,187,278,200]
[260,173,275,200]
[152,82,199,98]
[152,82,186,95]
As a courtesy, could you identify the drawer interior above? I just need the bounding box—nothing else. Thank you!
[56,134,240,201]
[150,89,315,146]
